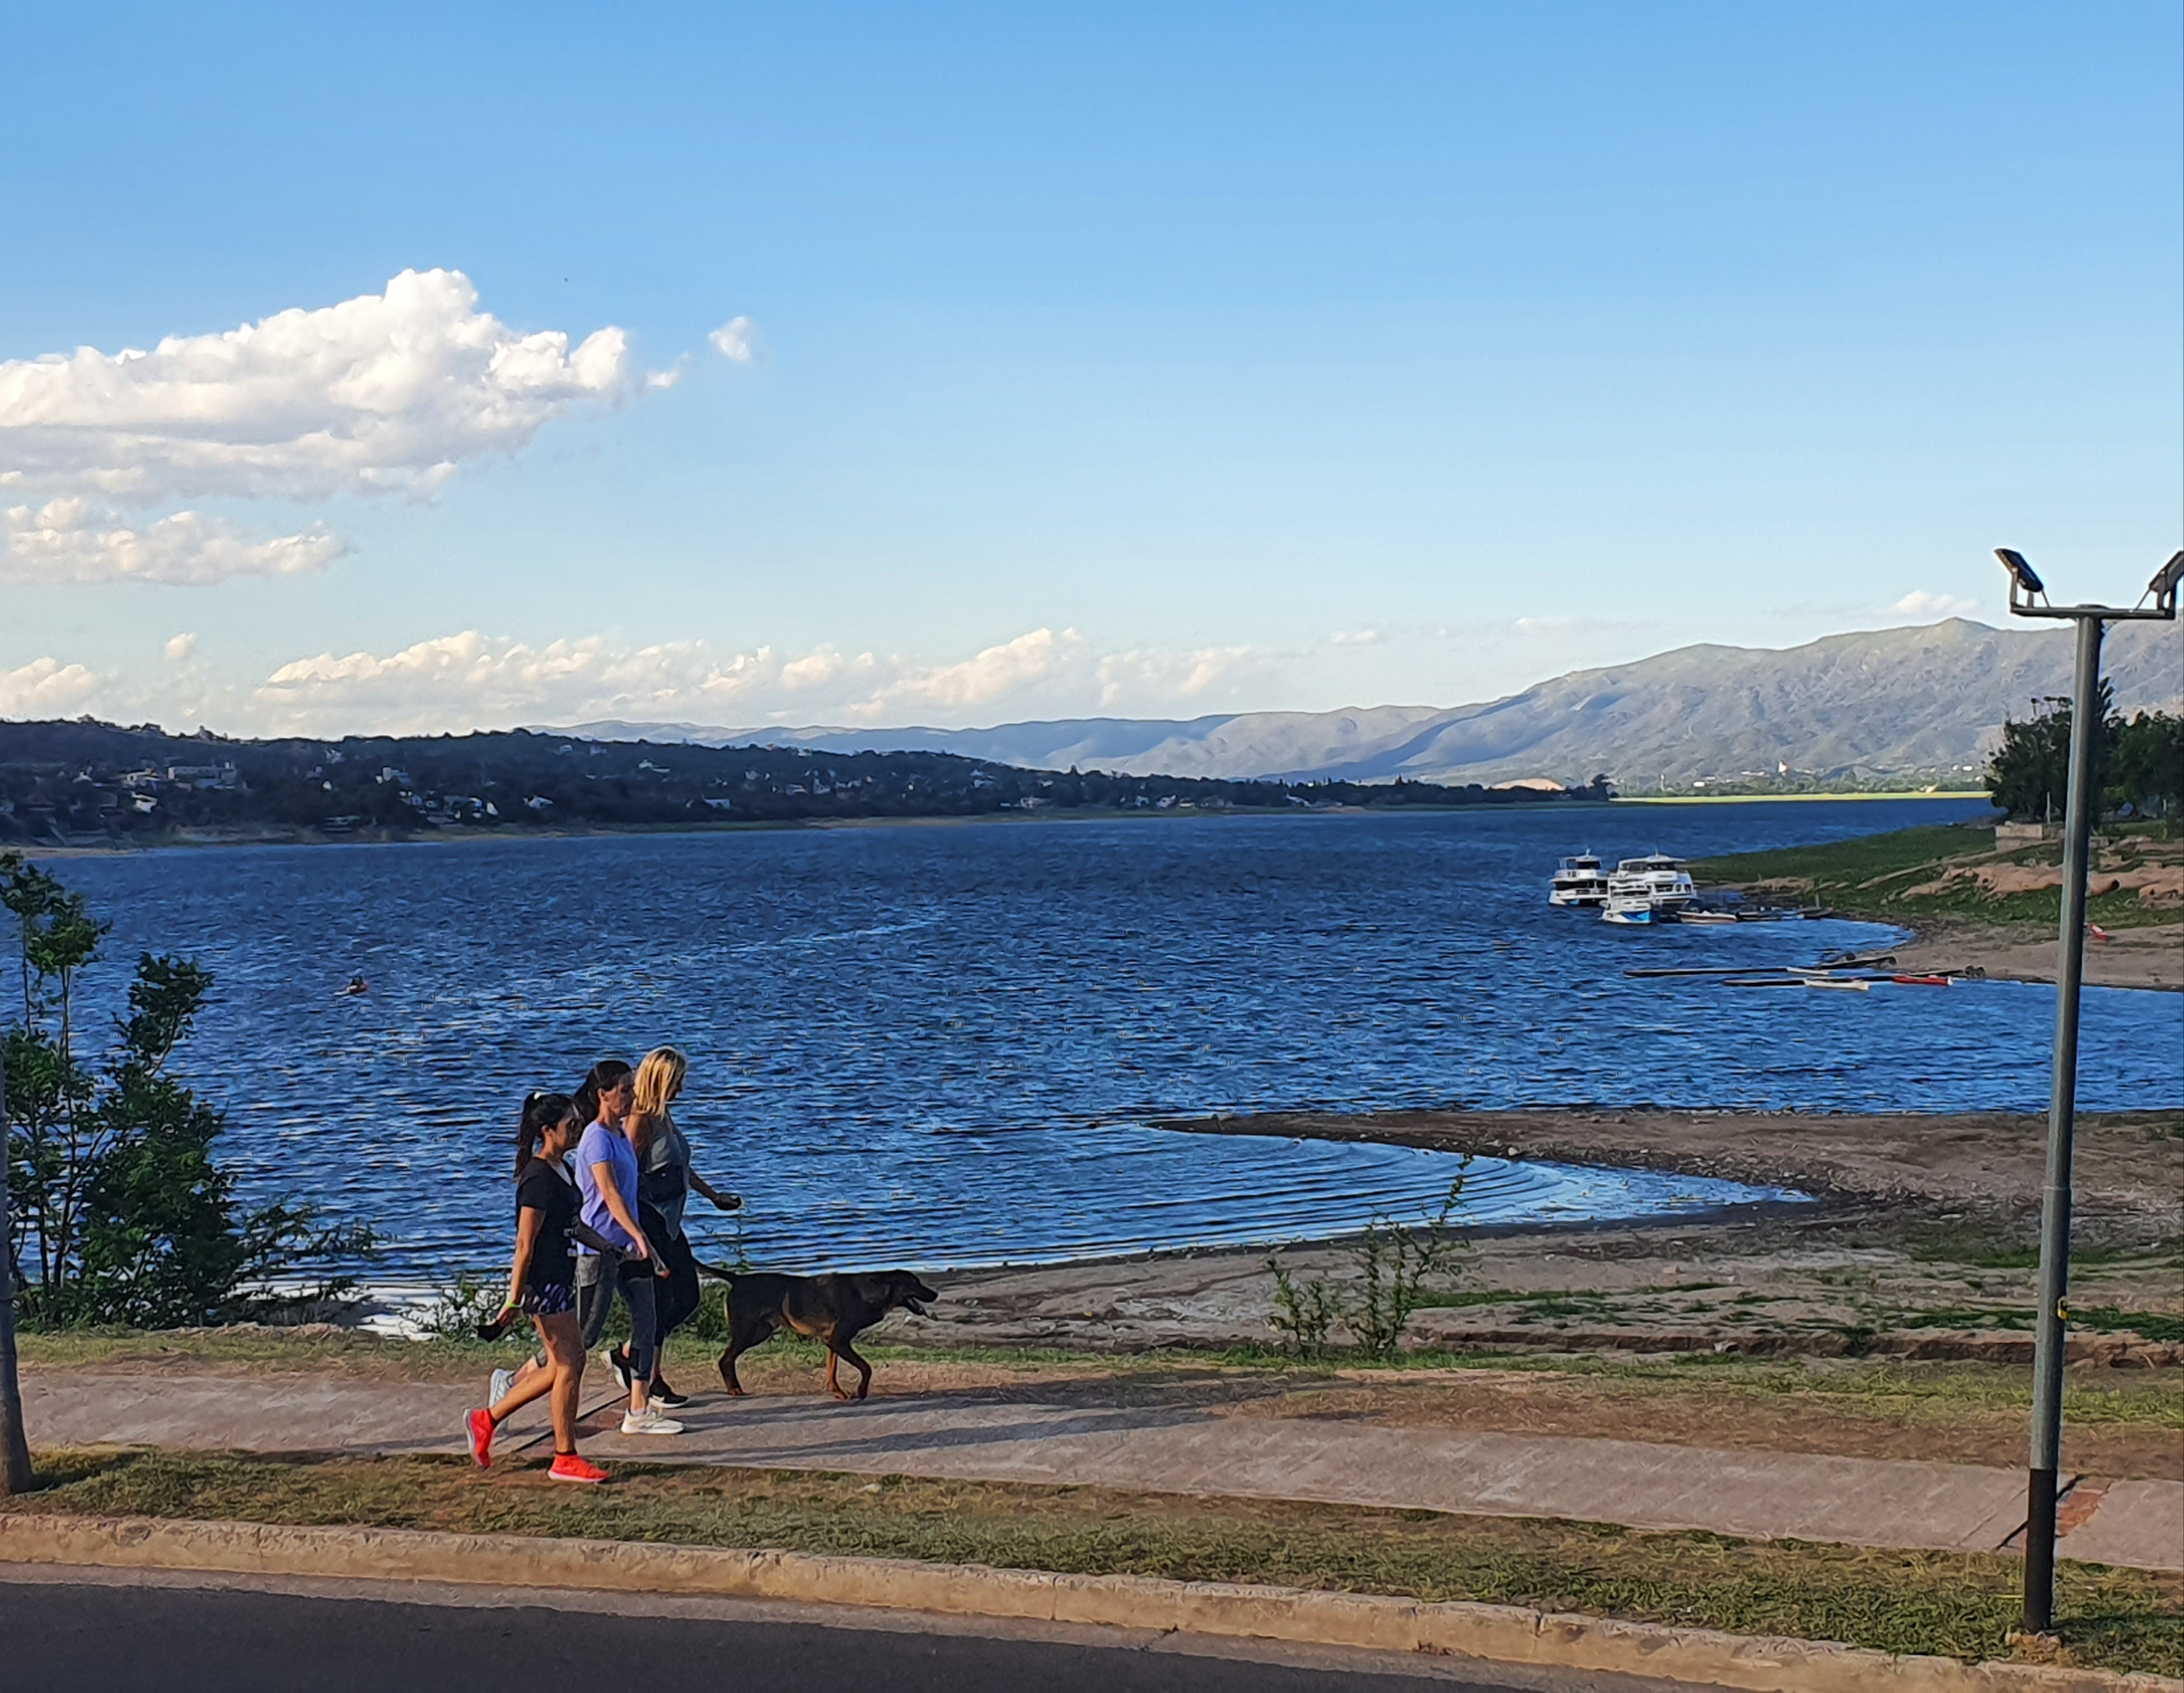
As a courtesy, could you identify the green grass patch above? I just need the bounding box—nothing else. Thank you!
[1888,1304,2184,1344]
[8,1448,2176,1673]
[1689,823,2178,928]
[2073,1309,2184,1344]
[1691,825,1995,891]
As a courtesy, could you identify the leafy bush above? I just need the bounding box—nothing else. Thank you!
[1266,1166,1473,1360]
[409,1272,507,1343]
[2,853,374,1328]
[1265,1256,1344,1359]
[1348,1175,1474,1358]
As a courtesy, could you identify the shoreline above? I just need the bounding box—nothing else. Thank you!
[1151,1105,2182,1223]
[1619,789,1989,803]
[916,1104,2181,1359]
[16,791,1994,858]
[15,804,1568,857]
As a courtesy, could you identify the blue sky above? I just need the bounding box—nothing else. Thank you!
[3,2,2178,735]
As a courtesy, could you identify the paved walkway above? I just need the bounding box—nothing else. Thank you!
[23,1373,2181,1573]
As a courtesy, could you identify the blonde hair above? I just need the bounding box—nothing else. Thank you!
[632,1046,687,1124]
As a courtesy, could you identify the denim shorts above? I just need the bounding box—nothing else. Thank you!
[519,1282,576,1317]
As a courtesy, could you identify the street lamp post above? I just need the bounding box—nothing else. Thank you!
[0,1041,32,1494]
[1996,547,2181,1637]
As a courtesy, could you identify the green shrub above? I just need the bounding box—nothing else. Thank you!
[2,852,373,1328]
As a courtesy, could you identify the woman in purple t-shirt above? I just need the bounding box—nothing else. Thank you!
[569,1059,680,1437]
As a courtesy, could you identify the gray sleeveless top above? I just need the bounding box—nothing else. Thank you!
[639,1110,693,1236]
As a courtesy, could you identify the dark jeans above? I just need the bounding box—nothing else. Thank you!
[653,1228,703,1359]
[570,1252,660,1385]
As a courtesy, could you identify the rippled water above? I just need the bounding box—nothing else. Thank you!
[38,799,2179,1275]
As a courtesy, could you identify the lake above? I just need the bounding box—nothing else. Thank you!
[36,799,2180,1277]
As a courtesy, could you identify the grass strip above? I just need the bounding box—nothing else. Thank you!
[8,1448,2177,1676]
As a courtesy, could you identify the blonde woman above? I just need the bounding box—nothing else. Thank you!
[617,1045,740,1407]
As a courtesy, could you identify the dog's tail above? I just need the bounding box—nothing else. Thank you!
[694,1258,741,1283]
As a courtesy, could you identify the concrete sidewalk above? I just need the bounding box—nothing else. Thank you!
[22,1372,2180,1573]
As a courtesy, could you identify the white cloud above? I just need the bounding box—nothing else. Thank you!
[1094,643,1271,709]
[165,632,199,662]
[853,628,1083,719]
[708,316,759,363]
[3,498,345,586]
[0,269,660,502]
[233,625,1285,737]
[1329,629,1382,646]
[0,656,101,717]
[1893,590,1979,619]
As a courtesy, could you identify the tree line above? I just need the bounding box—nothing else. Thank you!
[1984,690,2183,824]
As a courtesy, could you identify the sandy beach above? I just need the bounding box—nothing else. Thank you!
[1890,917,2184,992]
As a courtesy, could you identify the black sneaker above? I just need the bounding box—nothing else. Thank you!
[651,1380,691,1410]
[603,1346,634,1392]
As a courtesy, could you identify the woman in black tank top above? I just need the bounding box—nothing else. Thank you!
[463,1093,608,1483]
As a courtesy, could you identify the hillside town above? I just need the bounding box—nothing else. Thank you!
[0,718,1609,846]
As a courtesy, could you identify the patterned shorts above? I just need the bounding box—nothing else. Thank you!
[518,1282,576,1317]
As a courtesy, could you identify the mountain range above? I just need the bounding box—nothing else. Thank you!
[548,618,2183,793]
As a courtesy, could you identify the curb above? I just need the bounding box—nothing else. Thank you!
[0,1514,2173,1693]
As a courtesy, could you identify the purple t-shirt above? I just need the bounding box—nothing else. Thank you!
[574,1120,640,1255]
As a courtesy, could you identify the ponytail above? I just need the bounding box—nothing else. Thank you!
[573,1058,633,1127]
[515,1090,577,1177]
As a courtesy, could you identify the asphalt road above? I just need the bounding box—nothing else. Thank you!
[0,1570,1686,1693]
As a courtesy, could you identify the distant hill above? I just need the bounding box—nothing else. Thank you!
[551,618,2183,793]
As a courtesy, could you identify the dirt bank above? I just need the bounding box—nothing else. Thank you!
[1163,1106,2183,1228]
[918,1108,2181,1362]
[1890,918,2184,992]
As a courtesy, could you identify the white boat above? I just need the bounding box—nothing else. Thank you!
[1550,853,1611,908]
[1600,853,1700,924]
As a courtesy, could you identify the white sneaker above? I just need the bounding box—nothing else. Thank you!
[488,1367,515,1407]
[620,1406,684,1436]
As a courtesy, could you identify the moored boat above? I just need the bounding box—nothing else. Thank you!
[1550,853,1611,908]
[1600,853,1699,923]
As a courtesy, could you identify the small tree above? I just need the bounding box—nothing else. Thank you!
[2,853,371,1327]
[2110,710,2184,820]
[1985,689,2115,824]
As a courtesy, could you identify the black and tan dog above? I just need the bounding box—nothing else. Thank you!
[704,1268,938,1401]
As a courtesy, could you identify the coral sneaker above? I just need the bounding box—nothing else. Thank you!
[549,1453,609,1484]
[465,1407,496,1468]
